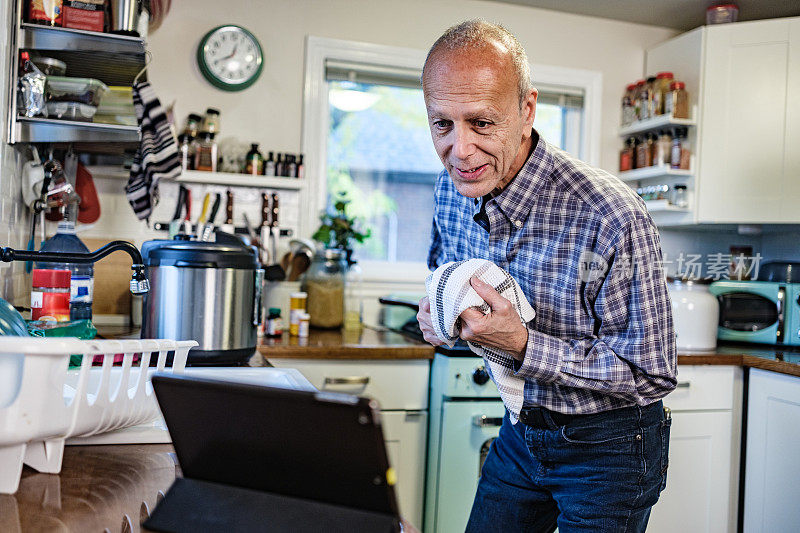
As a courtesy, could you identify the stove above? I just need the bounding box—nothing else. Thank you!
[424,346,505,533]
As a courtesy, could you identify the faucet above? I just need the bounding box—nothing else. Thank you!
[1,241,149,294]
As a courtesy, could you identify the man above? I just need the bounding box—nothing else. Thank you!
[417,20,677,532]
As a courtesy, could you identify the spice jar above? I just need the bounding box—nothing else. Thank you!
[183,113,202,138]
[635,134,653,169]
[633,80,645,121]
[665,81,689,119]
[201,108,221,135]
[289,291,307,336]
[178,133,194,171]
[653,130,672,167]
[652,72,674,116]
[194,132,218,172]
[670,127,691,170]
[619,136,635,171]
[302,249,346,329]
[638,80,651,121]
[671,184,688,208]
[645,76,658,119]
[31,269,71,321]
[621,84,636,126]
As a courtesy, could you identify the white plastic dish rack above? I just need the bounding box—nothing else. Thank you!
[0,336,196,494]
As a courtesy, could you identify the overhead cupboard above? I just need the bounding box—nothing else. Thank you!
[640,17,800,226]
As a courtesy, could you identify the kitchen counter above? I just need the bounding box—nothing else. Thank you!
[678,342,800,378]
[257,326,435,360]
[1,444,176,533]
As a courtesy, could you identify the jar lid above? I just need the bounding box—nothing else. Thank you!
[318,248,344,260]
[188,113,203,122]
[674,184,687,189]
[32,269,71,288]
[290,292,307,298]
[268,307,281,315]
[667,276,713,286]
[670,81,685,90]
[636,79,645,86]
[656,72,674,79]
[626,83,636,90]
[707,4,738,12]
[205,107,220,115]
[141,238,257,269]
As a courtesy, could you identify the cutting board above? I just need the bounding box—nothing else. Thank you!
[83,238,132,316]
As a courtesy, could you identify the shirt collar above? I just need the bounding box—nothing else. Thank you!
[490,130,553,227]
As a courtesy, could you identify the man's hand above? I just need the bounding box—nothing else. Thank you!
[417,296,444,346]
[459,277,528,360]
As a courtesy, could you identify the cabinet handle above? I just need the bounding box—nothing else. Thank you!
[676,381,691,388]
[473,415,504,427]
[324,376,370,386]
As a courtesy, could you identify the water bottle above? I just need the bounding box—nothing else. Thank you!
[37,219,94,320]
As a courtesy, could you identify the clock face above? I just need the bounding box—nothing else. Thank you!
[198,25,263,91]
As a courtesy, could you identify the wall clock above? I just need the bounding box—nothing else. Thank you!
[197,25,263,91]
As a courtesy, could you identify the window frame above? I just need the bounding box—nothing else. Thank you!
[301,36,602,283]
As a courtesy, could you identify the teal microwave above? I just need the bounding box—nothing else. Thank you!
[709,281,800,346]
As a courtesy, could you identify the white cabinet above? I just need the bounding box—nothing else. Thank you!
[744,368,800,532]
[265,358,430,529]
[644,17,800,225]
[647,366,743,533]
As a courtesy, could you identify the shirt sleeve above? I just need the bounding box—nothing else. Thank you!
[513,215,677,404]
[427,217,444,270]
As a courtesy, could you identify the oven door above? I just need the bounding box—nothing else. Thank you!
[710,281,783,345]
[431,400,506,533]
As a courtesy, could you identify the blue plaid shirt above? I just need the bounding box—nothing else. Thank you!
[428,133,677,414]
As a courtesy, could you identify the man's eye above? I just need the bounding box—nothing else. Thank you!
[474,120,491,128]
[433,120,451,130]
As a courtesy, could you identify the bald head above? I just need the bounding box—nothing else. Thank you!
[422,20,532,108]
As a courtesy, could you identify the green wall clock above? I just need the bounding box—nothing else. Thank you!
[197,25,263,91]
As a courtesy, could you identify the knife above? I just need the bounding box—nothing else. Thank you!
[207,193,222,225]
[270,192,279,263]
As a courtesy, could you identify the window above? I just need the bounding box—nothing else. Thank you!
[302,37,601,280]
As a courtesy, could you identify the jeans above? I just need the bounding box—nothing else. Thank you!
[466,400,671,533]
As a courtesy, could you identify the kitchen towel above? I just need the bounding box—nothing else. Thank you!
[426,258,535,421]
[126,80,181,221]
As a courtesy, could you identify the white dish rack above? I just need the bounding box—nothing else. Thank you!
[0,336,196,494]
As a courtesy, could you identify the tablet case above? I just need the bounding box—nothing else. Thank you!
[144,374,401,532]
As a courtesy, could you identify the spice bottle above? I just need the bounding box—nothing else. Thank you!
[194,132,218,172]
[619,136,635,172]
[621,84,636,126]
[178,133,194,171]
[183,113,202,138]
[633,80,645,121]
[635,135,653,169]
[275,153,284,176]
[653,130,672,167]
[201,108,221,135]
[671,184,688,208]
[264,151,276,176]
[289,291,308,336]
[670,127,691,170]
[264,307,284,337]
[665,81,689,119]
[31,269,71,322]
[652,72,674,116]
[638,79,651,121]
[297,154,304,180]
[245,143,264,175]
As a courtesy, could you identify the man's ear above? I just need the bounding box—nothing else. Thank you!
[522,88,538,129]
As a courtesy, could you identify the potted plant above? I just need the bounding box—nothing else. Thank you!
[311,195,370,264]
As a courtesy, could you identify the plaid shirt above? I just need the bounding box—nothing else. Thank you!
[428,133,677,414]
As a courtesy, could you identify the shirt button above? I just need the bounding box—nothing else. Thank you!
[514,220,523,228]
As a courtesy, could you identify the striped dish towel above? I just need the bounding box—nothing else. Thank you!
[426,259,535,421]
[126,81,181,221]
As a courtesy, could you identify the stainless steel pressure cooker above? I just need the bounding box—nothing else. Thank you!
[141,236,264,364]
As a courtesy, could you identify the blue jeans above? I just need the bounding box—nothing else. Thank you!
[466,400,671,533]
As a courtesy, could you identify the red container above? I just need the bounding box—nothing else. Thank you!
[31,269,71,322]
[62,0,105,32]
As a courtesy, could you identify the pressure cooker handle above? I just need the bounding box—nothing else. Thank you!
[253,268,265,326]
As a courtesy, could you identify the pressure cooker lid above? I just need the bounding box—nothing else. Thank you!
[141,238,258,269]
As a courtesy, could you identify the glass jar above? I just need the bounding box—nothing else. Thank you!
[344,261,363,331]
[665,81,689,119]
[621,84,636,126]
[671,184,688,208]
[303,249,346,329]
[653,130,672,167]
[201,107,221,135]
[652,72,674,116]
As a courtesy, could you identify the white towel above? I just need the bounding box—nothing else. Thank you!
[426,259,535,420]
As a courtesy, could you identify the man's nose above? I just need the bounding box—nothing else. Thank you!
[452,124,476,161]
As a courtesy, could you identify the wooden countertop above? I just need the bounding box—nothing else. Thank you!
[678,343,800,378]
[257,326,435,360]
[1,444,176,533]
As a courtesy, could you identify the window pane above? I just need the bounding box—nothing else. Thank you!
[327,81,441,262]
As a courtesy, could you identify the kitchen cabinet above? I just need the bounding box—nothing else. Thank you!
[643,17,800,225]
[264,357,429,530]
[647,365,743,533]
[743,368,800,531]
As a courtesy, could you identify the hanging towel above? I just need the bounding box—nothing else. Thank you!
[126,80,181,221]
[426,258,536,421]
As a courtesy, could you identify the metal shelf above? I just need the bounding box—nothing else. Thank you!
[644,200,690,213]
[15,117,140,143]
[19,23,145,54]
[619,115,696,137]
[618,166,693,182]
[178,170,304,190]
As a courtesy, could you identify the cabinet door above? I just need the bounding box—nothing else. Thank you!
[698,19,795,222]
[646,410,737,533]
[744,369,800,532]
[781,19,800,217]
[381,410,427,531]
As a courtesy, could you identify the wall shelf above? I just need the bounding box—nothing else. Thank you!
[619,114,696,137]
[15,117,140,143]
[88,167,304,190]
[644,199,690,213]
[19,23,145,54]
[618,166,693,182]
